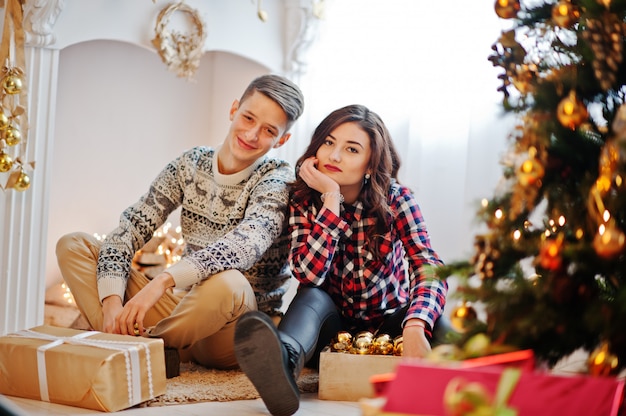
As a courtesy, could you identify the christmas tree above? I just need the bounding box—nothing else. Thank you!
[439,0,626,374]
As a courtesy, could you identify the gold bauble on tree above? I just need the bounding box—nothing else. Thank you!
[0,150,13,172]
[552,0,580,28]
[4,125,21,146]
[2,74,22,95]
[557,90,588,130]
[494,0,520,19]
[588,341,619,376]
[450,301,479,333]
[518,147,545,186]
[593,223,626,259]
[12,169,30,191]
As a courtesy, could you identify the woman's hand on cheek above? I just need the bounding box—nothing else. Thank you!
[299,157,339,194]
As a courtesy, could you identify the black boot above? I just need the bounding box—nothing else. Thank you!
[234,311,304,416]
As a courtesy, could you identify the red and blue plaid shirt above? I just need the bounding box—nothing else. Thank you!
[288,181,447,332]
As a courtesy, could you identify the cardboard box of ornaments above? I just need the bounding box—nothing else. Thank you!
[318,329,538,402]
[318,331,403,401]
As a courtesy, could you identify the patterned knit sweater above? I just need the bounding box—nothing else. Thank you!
[97,146,294,314]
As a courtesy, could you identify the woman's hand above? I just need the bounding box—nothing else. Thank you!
[298,157,339,195]
[402,320,432,358]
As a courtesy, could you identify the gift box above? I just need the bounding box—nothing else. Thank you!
[369,349,536,399]
[382,360,625,415]
[318,348,403,401]
[0,325,166,412]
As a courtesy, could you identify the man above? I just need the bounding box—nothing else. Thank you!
[57,74,304,374]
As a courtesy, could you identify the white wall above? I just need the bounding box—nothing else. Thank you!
[47,43,268,286]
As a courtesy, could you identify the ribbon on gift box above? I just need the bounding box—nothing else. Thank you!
[9,329,154,406]
[443,367,522,416]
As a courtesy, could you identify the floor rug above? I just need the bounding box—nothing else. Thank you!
[143,362,319,406]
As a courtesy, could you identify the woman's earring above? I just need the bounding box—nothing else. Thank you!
[364,173,371,184]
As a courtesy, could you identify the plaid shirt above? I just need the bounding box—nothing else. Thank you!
[289,181,447,332]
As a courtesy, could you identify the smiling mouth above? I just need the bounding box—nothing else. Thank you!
[238,137,257,150]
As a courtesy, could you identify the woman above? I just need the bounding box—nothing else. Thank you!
[234,104,448,416]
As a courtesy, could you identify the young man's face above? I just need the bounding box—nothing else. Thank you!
[220,90,291,174]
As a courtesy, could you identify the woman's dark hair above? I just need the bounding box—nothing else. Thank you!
[291,104,401,258]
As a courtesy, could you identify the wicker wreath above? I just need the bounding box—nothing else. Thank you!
[152,2,206,80]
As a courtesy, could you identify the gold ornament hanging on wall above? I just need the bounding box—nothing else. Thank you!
[152,2,207,81]
[0,0,33,192]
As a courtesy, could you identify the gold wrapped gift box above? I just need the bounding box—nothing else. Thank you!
[0,325,166,412]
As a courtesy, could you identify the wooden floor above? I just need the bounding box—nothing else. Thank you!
[2,394,363,416]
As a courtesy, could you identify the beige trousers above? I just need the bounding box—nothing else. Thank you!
[56,232,257,369]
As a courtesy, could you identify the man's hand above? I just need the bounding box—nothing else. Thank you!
[402,320,432,358]
[116,272,175,336]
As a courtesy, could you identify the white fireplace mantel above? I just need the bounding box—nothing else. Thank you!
[0,0,321,335]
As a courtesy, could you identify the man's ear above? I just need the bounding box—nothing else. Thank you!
[229,99,240,120]
[273,133,291,149]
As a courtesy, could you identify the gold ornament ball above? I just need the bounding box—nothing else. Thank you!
[4,125,21,146]
[351,331,374,355]
[557,90,588,130]
[588,342,619,376]
[372,334,394,355]
[494,0,520,19]
[450,302,479,333]
[393,336,403,356]
[593,226,626,259]
[552,1,580,28]
[2,75,23,95]
[518,157,545,186]
[0,111,8,130]
[0,150,13,172]
[331,331,353,353]
[13,170,31,192]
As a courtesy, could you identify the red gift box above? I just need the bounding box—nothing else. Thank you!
[382,361,625,416]
[370,349,535,398]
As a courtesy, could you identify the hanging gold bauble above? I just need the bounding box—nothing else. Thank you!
[450,301,479,333]
[12,169,30,191]
[593,224,626,259]
[552,1,580,28]
[0,150,13,172]
[557,90,588,130]
[588,342,619,376]
[494,0,520,19]
[2,74,23,95]
[518,156,545,186]
[538,237,563,270]
[4,125,21,146]
[0,111,8,130]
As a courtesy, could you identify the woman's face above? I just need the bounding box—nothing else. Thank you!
[315,121,371,190]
